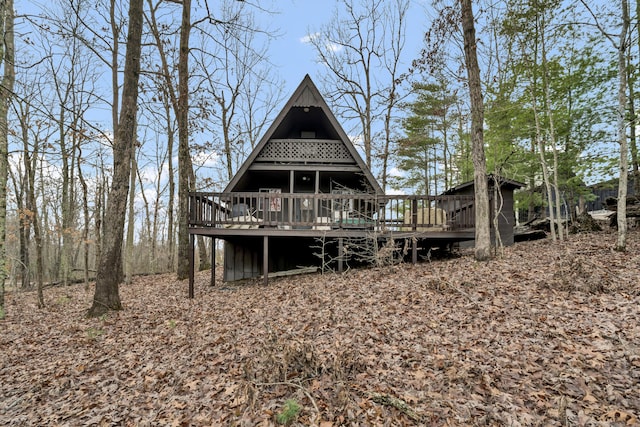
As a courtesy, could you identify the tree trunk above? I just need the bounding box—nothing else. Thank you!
[530,13,557,241]
[534,103,556,241]
[492,183,504,256]
[18,102,45,307]
[94,175,104,285]
[176,0,192,280]
[626,44,638,196]
[442,108,450,190]
[0,0,15,315]
[59,108,72,286]
[78,145,91,290]
[88,0,144,317]
[147,0,189,277]
[166,103,176,272]
[634,0,640,190]
[39,161,54,283]
[461,0,491,261]
[110,0,119,137]
[148,156,163,274]
[380,0,408,191]
[616,0,629,251]
[12,171,30,290]
[540,20,564,240]
[223,105,233,181]
[125,148,137,284]
[625,49,640,177]
[26,145,45,308]
[135,164,153,273]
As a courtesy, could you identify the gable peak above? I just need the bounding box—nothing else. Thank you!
[291,74,322,108]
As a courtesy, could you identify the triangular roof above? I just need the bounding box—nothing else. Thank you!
[224,74,383,194]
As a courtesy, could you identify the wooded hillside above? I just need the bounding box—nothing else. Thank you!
[1,230,638,425]
[3,0,640,300]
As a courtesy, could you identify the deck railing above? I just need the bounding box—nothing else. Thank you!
[189,192,476,232]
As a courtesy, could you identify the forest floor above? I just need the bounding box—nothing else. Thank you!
[1,230,639,426]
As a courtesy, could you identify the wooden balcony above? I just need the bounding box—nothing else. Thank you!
[187,191,478,294]
[188,191,476,238]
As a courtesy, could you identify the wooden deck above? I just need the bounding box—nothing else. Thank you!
[187,192,477,295]
[189,192,476,235]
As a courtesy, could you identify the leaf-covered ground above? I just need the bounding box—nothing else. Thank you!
[1,230,639,426]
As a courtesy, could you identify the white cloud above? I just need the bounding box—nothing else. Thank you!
[349,134,364,150]
[300,32,342,53]
[326,42,342,53]
[192,151,220,169]
[299,33,318,44]
[139,164,159,185]
[136,187,158,206]
[385,187,406,195]
[388,167,403,178]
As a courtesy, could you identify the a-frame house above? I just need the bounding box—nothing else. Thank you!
[188,75,488,294]
[219,74,383,281]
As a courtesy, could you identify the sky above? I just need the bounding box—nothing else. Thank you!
[237,0,432,193]
[13,0,432,197]
[268,1,335,93]
[262,0,430,96]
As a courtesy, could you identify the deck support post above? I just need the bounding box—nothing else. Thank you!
[338,238,344,273]
[263,235,269,286]
[211,237,216,286]
[188,233,195,298]
[412,236,418,264]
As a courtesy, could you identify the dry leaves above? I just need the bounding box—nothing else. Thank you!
[1,230,639,425]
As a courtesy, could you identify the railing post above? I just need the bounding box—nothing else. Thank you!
[411,197,418,231]
[263,194,269,226]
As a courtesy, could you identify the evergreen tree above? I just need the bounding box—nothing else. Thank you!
[394,80,461,194]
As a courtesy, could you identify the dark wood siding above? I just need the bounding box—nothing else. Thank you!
[449,180,519,247]
[496,190,516,246]
[223,236,329,281]
[224,239,260,281]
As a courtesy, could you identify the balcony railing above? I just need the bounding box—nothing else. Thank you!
[189,192,476,232]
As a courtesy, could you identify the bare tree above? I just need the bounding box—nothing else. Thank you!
[125,139,138,284]
[616,0,630,250]
[141,8,178,271]
[131,127,170,274]
[191,1,279,182]
[307,0,409,172]
[175,0,192,280]
[11,81,48,307]
[538,7,564,241]
[377,0,409,191]
[0,0,15,316]
[531,76,557,241]
[8,145,29,291]
[579,0,630,251]
[144,0,192,279]
[88,0,144,317]
[461,0,491,261]
[632,0,640,192]
[93,147,110,283]
[28,0,112,287]
[47,0,126,282]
